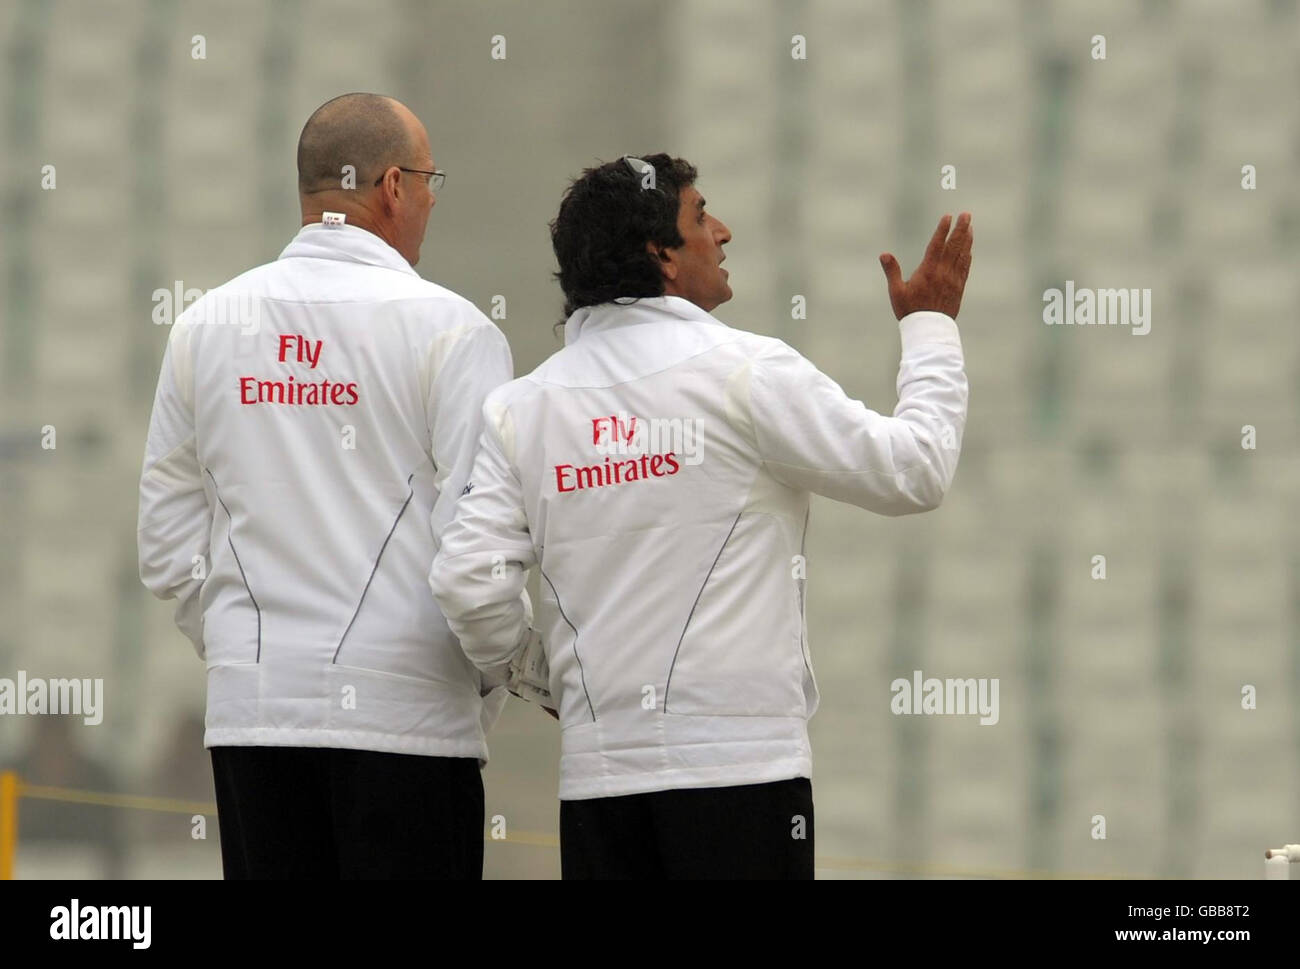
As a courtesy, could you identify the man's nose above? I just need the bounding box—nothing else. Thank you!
[714,218,732,244]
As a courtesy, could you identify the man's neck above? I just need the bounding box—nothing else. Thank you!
[302,210,377,234]
[300,197,393,247]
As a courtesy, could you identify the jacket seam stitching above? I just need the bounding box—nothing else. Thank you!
[205,469,262,663]
[662,509,744,713]
[797,506,813,682]
[331,472,417,665]
[540,566,595,722]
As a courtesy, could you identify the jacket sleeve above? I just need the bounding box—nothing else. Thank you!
[745,311,968,515]
[429,398,537,686]
[426,316,515,550]
[138,321,211,656]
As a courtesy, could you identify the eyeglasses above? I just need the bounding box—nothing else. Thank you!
[622,155,669,196]
[622,155,654,179]
[374,167,446,192]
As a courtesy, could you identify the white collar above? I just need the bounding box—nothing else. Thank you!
[278,222,418,277]
[563,295,726,346]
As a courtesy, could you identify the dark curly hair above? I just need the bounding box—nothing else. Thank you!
[549,154,699,320]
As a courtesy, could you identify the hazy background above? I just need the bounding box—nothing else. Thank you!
[1,0,1297,879]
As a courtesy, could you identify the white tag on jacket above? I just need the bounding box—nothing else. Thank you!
[322,211,346,226]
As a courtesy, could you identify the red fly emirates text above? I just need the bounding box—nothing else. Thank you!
[554,415,681,493]
[239,334,359,406]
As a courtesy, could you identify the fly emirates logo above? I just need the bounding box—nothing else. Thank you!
[238,334,360,406]
[554,413,703,494]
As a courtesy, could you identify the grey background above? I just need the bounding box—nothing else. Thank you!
[1,0,1297,878]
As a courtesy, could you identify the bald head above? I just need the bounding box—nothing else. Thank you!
[297,93,415,194]
[295,94,438,266]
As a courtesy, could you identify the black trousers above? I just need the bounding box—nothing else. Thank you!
[560,777,814,879]
[210,746,484,879]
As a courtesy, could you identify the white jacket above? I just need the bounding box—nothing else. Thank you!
[430,295,968,799]
[138,222,513,761]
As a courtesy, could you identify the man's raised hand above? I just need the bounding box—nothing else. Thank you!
[879,212,973,320]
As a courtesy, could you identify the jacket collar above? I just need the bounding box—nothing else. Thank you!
[278,222,418,277]
[563,295,726,346]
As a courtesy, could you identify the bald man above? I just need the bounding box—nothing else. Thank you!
[138,93,520,879]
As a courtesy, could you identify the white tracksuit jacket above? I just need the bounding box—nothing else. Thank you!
[430,294,968,799]
[138,222,513,761]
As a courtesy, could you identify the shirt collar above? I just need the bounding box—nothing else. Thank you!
[278,222,418,277]
[563,295,727,346]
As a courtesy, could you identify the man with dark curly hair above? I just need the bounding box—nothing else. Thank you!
[431,154,972,879]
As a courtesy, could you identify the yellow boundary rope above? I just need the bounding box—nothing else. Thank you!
[19,783,216,816]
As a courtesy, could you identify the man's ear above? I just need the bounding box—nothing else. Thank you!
[377,168,402,214]
[647,241,677,281]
